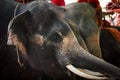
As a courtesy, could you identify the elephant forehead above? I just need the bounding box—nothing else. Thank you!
[65,2,95,17]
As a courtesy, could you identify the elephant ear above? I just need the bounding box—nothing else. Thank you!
[7,10,33,54]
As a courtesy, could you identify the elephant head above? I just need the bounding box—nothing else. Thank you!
[7,1,120,79]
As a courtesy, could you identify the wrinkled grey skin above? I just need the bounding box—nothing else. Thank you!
[6,1,120,79]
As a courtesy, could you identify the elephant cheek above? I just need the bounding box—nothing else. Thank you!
[61,32,82,55]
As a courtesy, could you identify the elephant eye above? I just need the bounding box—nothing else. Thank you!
[49,32,63,43]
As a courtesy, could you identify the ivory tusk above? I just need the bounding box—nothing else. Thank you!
[66,64,108,79]
[78,68,104,76]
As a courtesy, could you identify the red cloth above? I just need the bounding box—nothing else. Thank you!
[77,0,100,8]
[77,0,86,2]
[112,0,118,3]
[51,0,65,6]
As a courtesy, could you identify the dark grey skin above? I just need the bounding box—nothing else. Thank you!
[7,1,120,79]
[100,27,120,68]
[0,0,25,45]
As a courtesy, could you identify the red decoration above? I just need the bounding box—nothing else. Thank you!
[51,0,65,6]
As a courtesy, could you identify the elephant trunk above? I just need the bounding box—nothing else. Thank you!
[67,45,120,79]
[60,31,120,79]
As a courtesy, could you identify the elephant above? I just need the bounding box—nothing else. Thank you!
[0,0,44,80]
[63,2,102,58]
[6,1,120,80]
[100,27,120,68]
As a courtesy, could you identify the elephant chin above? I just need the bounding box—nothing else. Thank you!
[66,64,108,79]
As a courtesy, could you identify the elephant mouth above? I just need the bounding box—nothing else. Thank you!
[66,64,108,79]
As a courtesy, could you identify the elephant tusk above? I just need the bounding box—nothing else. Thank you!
[78,68,104,76]
[66,64,108,79]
